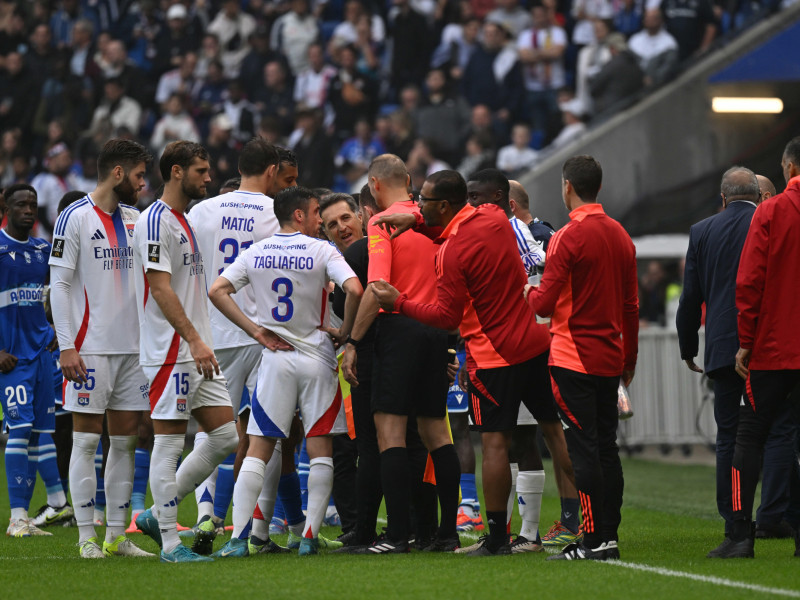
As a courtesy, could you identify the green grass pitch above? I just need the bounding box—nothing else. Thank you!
[1,456,798,599]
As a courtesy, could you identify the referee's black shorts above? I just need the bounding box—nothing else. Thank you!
[468,351,558,432]
[371,313,449,418]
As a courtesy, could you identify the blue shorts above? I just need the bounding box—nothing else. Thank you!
[447,349,468,413]
[1,351,56,433]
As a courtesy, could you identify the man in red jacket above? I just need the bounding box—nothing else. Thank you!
[525,155,638,561]
[722,136,800,559]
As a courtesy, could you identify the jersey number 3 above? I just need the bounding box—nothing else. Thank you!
[271,277,294,322]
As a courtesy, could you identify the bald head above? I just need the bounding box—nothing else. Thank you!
[368,154,408,188]
[756,174,775,203]
[509,180,529,210]
[720,166,759,208]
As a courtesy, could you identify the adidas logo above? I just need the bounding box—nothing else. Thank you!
[91,229,105,241]
[179,233,188,244]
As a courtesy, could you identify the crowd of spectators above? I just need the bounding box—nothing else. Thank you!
[0,0,787,237]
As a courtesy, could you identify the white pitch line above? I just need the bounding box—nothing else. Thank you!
[606,560,800,598]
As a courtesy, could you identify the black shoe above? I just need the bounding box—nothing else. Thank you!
[353,538,410,554]
[336,530,359,546]
[707,537,737,558]
[463,537,511,556]
[546,541,609,561]
[755,520,795,539]
[190,515,217,556]
[604,541,620,560]
[711,536,754,559]
[249,535,291,554]
[422,535,461,552]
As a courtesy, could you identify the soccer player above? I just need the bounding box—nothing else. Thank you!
[188,139,292,552]
[370,170,553,555]
[132,141,239,563]
[209,186,363,557]
[341,155,462,554]
[1,183,58,537]
[526,155,638,561]
[49,140,154,559]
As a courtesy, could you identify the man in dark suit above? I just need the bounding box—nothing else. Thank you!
[677,166,792,557]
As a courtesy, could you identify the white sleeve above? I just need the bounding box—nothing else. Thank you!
[48,211,81,270]
[220,250,251,292]
[139,214,172,274]
[50,265,76,351]
[325,244,357,288]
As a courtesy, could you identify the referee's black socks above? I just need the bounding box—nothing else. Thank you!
[381,446,411,543]
[430,444,461,539]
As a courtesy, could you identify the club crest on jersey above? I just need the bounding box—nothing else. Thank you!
[23,251,31,263]
[148,243,160,263]
[52,238,65,258]
[77,393,90,406]
[176,398,187,412]
[126,223,135,237]
[35,250,44,262]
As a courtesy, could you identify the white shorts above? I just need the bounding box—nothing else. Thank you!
[63,354,149,414]
[517,402,538,427]
[144,361,231,421]
[248,350,346,439]
[216,344,260,418]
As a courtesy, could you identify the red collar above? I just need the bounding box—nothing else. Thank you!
[436,204,475,244]
[569,202,605,222]
[787,175,800,189]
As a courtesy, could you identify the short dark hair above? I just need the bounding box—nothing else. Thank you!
[3,183,36,203]
[312,187,332,200]
[784,136,800,167]
[320,193,358,216]
[277,146,298,169]
[427,170,467,205]
[159,141,209,181]
[274,186,315,226]
[97,139,152,182]
[469,168,510,200]
[562,155,602,202]
[239,137,280,177]
[221,177,241,191]
[359,183,378,210]
[57,190,88,215]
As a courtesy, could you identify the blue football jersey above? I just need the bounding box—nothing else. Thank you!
[0,230,53,360]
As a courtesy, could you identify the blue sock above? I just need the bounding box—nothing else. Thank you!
[5,426,32,511]
[297,441,309,512]
[273,496,286,522]
[278,472,305,526]
[94,442,106,510]
[561,497,580,534]
[33,432,64,505]
[213,452,236,521]
[25,432,40,508]
[459,473,479,512]
[131,448,150,512]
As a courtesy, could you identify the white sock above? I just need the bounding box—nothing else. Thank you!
[70,432,101,543]
[104,435,136,542]
[302,457,333,540]
[232,457,266,539]
[175,422,237,504]
[507,462,519,529]
[11,507,27,520]
[517,470,545,541]
[192,432,217,520]
[252,444,282,540]
[150,434,185,553]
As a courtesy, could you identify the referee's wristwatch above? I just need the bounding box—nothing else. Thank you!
[345,336,360,348]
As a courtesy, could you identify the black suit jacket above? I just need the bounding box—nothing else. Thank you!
[676,200,756,374]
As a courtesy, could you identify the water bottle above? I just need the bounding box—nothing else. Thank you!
[617,378,633,420]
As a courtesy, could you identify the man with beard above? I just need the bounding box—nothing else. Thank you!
[132,141,238,563]
[49,139,155,559]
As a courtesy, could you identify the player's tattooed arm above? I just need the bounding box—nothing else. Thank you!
[147,269,220,379]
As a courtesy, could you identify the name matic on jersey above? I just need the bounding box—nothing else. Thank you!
[221,216,255,231]
[252,255,313,270]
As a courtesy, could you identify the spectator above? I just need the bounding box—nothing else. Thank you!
[571,0,615,48]
[51,0,99,50]
[335,117,386,189]
[0,2,25,64]
[385,110,416,161]
[222,79,257,144]
[461,22,526,141]
[239,26,282,99]
[589,32,644,114]
[329,0,386,59]
[89,76,143,139]
[0,52,40,144]
[193,59,228,134]
[155,52,199,109]
[486,0,532,37]
[154,3,199,76]
[661,0,717,61]
[24,23,56,85]
[128,0,162,71]
[30,142,80,235]
[0,127,20,186]
[431,15,480,81]
[407,137,451,188]
[399,83,421,118]
[639,259,667,326]
[352,13,381,77]
[614,0,645,38]
[328,44,378,142]
[69,19,100,81]
[290,108,335,189]
[100,39,152,109]
[294,42,337,109]
[32,50,92,145]
[575,18,613,115]
[467,104,498,150]
[205,113,238,194]
[628,9,679,86]
[548,96,588,151]
[271,0,320,76]
[517,2,568,146]
[208,0,257,78]
[73,144,99,192]
[149,92,200,158]
[388,0,432,94]
[497,123,539,176]
[415,68,472,165]
[456,131,495,180]
[196,32,222,80]
[253,60,295,136]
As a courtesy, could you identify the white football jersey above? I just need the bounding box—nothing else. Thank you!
[220,231,357,370]
[133,199,214,367]
[188,190,279,349]
[48,194,139,354]
[509,216,546,277]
